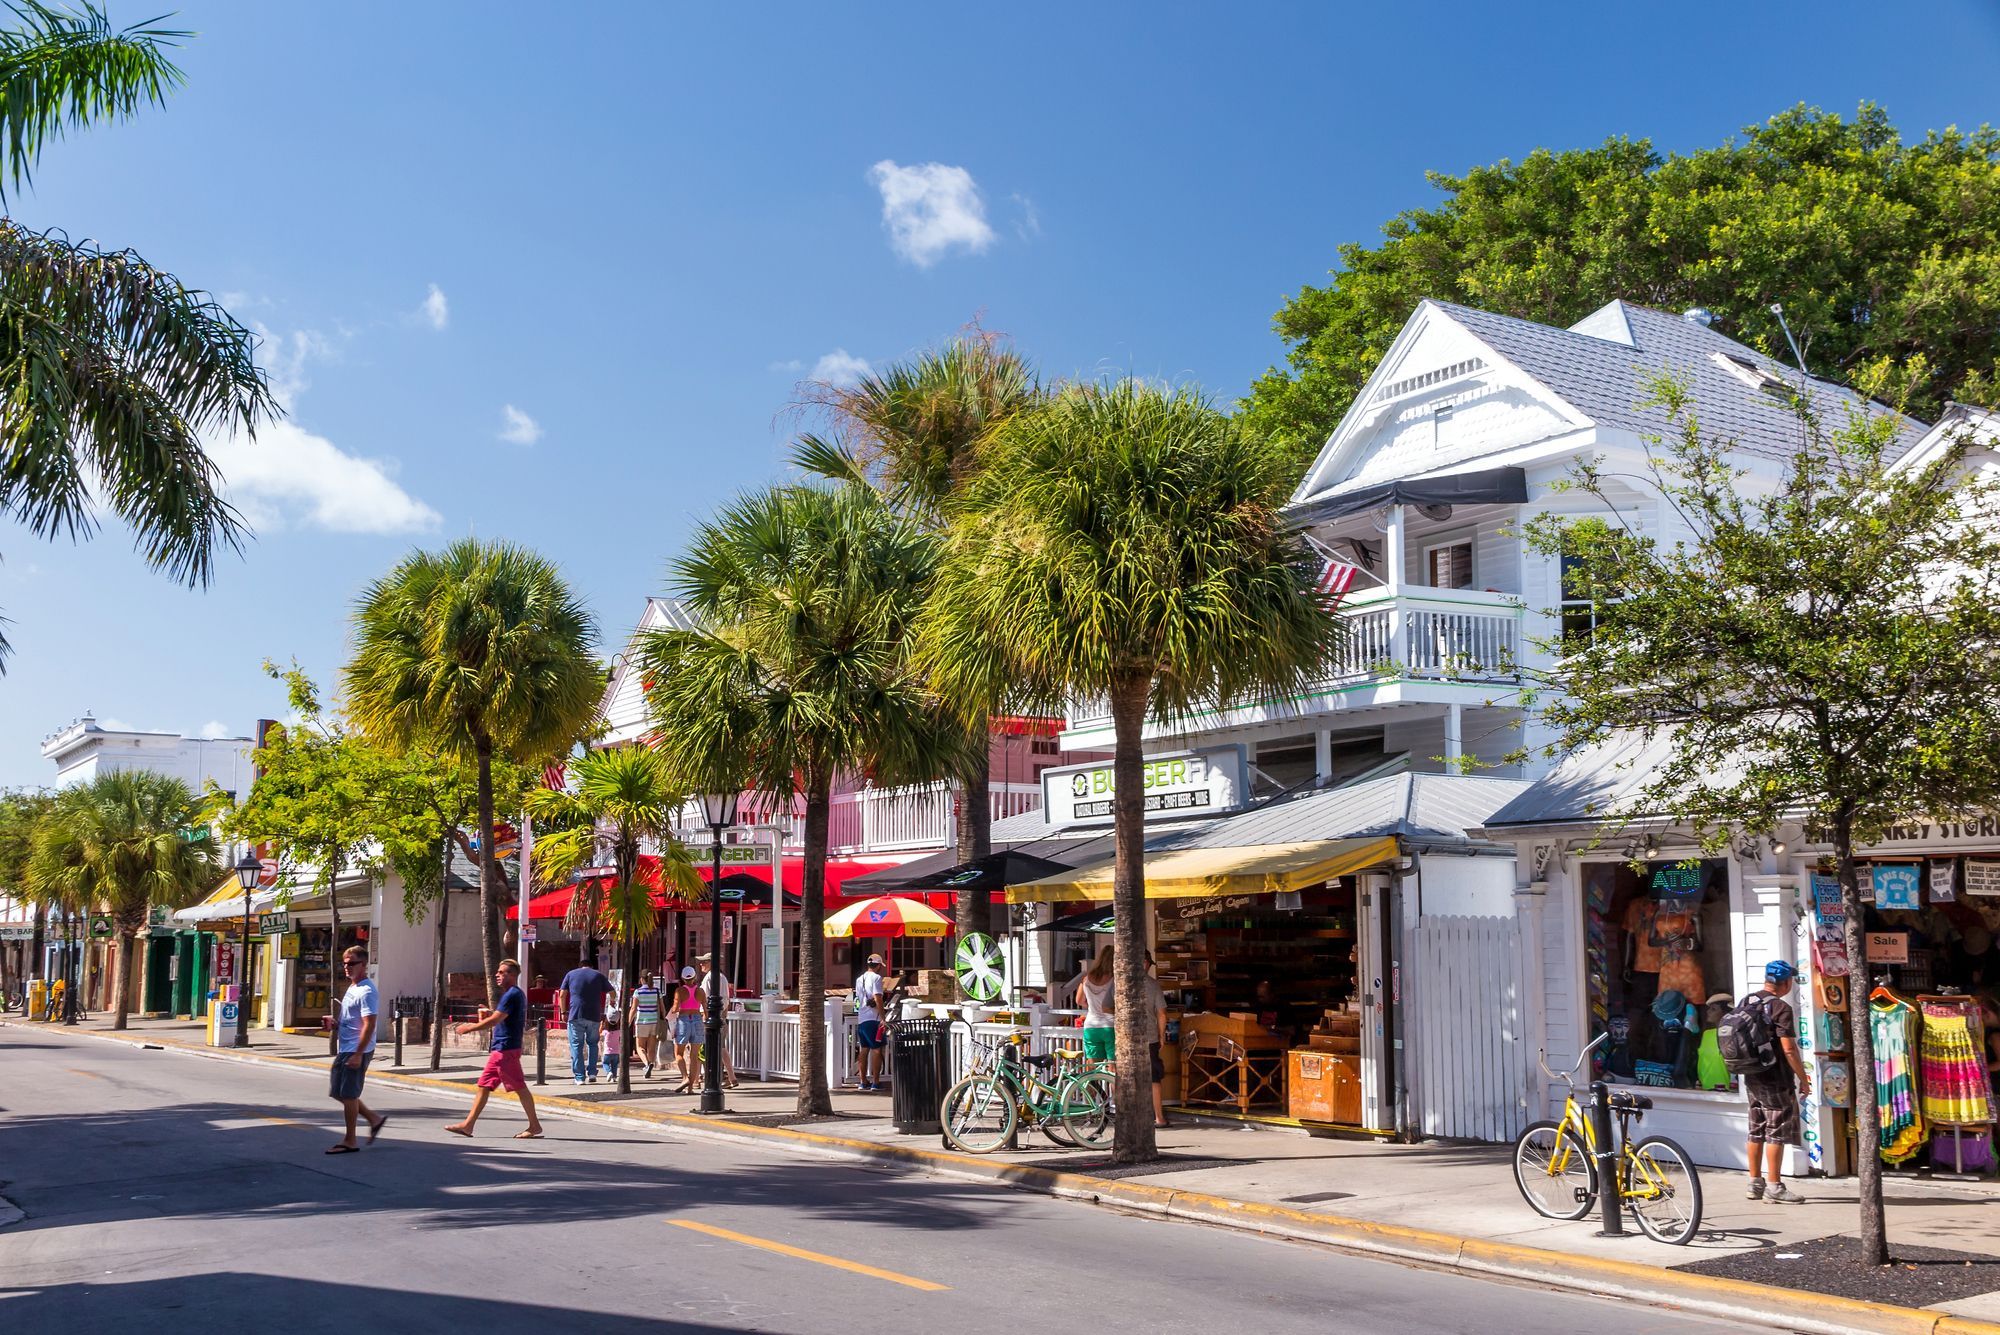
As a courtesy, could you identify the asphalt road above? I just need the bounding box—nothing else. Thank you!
[0,1029,1736,1334]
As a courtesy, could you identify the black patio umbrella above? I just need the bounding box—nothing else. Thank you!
[1032,905,1115,934]
[881,848,1079,894]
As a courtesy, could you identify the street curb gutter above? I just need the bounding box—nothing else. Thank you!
[14,1021,1996,1335]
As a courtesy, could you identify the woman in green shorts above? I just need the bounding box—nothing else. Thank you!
[1074,944,1117,1062]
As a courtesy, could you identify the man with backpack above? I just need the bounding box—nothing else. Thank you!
[1716,960,1812,1203]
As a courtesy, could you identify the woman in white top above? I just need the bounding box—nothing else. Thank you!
[1072,943,1117,1063]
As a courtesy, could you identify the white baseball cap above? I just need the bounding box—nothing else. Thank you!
[680,966,696,979]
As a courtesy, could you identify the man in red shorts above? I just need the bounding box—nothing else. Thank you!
[445,958,545,1140]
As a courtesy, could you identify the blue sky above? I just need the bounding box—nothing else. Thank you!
[4,1,1998,787]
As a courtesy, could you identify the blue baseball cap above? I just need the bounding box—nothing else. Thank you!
[1765,960,1798,983]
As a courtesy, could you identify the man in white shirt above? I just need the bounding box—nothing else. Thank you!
[695,952,736,1089]
[327,947,386,1153]
[853,953,889,1091]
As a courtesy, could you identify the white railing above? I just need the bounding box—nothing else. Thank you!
[675,781,1041,856]
[1064,588,1522,730]
[713,1003,1092,1090]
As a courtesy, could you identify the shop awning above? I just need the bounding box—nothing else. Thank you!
[173,886,276,924]
[509,885,576,922]
[1289,466,1529,527]
[1005,836,1399,903]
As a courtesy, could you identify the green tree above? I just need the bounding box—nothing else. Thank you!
[917,380,1344,1161]
[796,334,1041,941]
[29,769,219,1029]
[639,482,970,1115]
[345,539,600,1004]
[0,3,278,667]
[1244,104,2000,469]
[1520,373,2000,1267]
[526,745,700,1094]
[0,787,54,995]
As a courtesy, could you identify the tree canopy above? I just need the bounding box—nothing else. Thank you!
[1244,104,2000,470]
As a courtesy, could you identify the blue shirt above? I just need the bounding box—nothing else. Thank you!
[492,985,526,1052]
[337,977,378,1055]
[560,967,613,1023]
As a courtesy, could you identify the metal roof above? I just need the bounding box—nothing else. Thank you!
[1478,731,1718,831]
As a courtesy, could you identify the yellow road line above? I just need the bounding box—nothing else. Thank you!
[254,1116,310,1128]
[65,1067,106,1080]
[668,1219,948,1291]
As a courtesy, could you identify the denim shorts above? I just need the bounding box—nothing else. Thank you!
[674,1014,702,1046]
[856,1020,885,1050]
[330,1051,371,1101]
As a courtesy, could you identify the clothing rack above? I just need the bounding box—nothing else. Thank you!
[1916,992,1993,1176]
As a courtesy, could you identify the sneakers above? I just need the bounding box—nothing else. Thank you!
[643,1062,653,1078]
[1746,1178,1766,1200]
[1766,1183,1806,1204]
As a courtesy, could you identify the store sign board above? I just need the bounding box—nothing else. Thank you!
[257,911,290,936]
[1810,815,2000,850]
[682,845,776,868]
[87,915,113,940]
[1808,873,1848,978]
[1930,860,1958,903]
[1040,744,1248,827]
[1965,859,2000,896]
[519,923,538,944]
[280,934,300,959]
[1865,931,1910,964]
[0,924,33,941]
[1872,864,1921,911]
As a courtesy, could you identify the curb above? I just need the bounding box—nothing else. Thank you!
[13,1020,1996,1335]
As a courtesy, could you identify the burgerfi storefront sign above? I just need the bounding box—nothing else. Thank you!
[1041,745,1248,827]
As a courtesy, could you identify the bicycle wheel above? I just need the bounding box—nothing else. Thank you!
[1060,1069,1115,1150]
[1512,1120,1596,1220]
[1627,1135,1703,1245]
[941,1074,1018,1154]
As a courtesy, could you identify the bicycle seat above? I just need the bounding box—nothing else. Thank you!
[1609,1092,1653,1111]
[1051,1048,1083,1060]
[1023,1052,1055,1070]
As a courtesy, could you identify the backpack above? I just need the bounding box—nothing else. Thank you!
[1715,992,1779,1075]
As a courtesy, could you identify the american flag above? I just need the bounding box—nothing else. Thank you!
[1306,536,1361,610]
[541,763,567,791]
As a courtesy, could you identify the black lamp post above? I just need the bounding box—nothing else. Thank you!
[233,851,260,1048]
[698,789,739,1113]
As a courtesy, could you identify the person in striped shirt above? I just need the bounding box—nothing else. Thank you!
[629,973,664,1078]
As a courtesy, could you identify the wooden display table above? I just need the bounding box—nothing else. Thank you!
[1179,1013,1287,1112]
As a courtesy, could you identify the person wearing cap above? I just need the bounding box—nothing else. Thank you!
[854,954,890,1091]
[671,965,703,1092]
[1744,960,1810,1203]
[695,952,737,1090]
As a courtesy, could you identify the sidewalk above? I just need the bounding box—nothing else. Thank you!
[17,1012,2000,1331]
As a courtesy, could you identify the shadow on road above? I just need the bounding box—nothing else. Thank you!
[0,1273,763,1333]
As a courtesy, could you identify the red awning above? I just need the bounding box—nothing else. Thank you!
[510,853,941,921]
[508,886,575,922]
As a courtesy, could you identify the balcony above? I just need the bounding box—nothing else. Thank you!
[1065,587,1525,733]
[674,780,1044,857]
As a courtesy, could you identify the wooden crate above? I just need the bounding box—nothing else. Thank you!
[1182,1011,1281,1046]
[1288,1049,1362,1124]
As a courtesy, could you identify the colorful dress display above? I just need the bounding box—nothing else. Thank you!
[1919,998,1994,1128]
[1870,996,1926,1164]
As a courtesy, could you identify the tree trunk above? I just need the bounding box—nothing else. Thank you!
[62,912,78,1024]
[1834,817,1889,1264]
[29,900,45,983]
[954,720,994,955]
[619,919,638,1095]
[110,926,135,1030]
[327,853,343,1055]
[476,739,500,1006]
[431,831,452,1072]
[797,786,834,1116]
[1107,670,1157,1164]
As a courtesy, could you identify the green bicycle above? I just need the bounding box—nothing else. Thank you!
[942,1030,1114,1153]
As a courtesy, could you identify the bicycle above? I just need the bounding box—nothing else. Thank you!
[1512,1033,1705,1245]
[941,1030,1115,1153]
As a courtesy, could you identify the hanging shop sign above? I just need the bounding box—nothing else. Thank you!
[683,844,776,868]
[1865,931,1910,964]
[0,924,33,941]
[519,923,538,945]
[1930,860,1958,903]
[88,915,113,940]
[1965,859,2000,896]
[1645,860,1714,902]
[1815,973,1849,1014]
[1040,744,1249,827]
[257,911,290,936]
[1872,864,1922,911]
[280,933,300,959]
[1809,873,1849,978]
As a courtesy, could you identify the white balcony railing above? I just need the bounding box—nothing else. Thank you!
[1065,587,1523,731]
[673,780,1043,857]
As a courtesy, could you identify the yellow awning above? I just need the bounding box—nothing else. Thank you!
[1004,837,1399,903]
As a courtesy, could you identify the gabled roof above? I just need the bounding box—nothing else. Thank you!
[1890,402,2000,477]
[1429,299,1926,465]
[597,597,700,745]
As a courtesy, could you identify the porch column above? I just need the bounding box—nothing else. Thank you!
[1444,704,1463,768]
[1314,729,1333,785]
[1385,504,1409,671]
[1384,504,1406,591]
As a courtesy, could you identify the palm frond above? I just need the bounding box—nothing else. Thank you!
[0,1,187,198]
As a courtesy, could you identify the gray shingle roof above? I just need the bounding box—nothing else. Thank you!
[1432,299,1927,463]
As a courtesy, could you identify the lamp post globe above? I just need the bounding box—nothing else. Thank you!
[698,790,738,1113]
[233,851,260,1048]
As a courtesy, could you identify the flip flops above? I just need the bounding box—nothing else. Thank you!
[367,1115,388,1144]
[514,1129,544,1140]
[444,1125,473,1138]
[325,1144,360,1155]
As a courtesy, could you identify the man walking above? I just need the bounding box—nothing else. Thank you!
[558,952,614,1085]
[695,952,736,1089]
[854,953,888,1091]
[445,959,545,1140]
[1744,959,1810,1203]
[326,946,386,1154]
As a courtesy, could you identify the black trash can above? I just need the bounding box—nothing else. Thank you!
[890,1017,953,1135]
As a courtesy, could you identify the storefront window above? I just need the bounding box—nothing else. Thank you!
[1581,858,1734,1090]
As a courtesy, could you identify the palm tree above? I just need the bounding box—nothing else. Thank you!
[526,745,701,1094]
[28,771,220,1029]
[917,380,1345,1162]
[795,336,1040,941]
[345,539,600,1002]
[0,789,54,998]
[639,482,973,1115]
[0,4,278,669]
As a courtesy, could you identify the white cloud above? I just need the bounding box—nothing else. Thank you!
[867,160,995,267]
[208,418,441,535]
[768,358,805,374]
[810,349,872,388]
[99,716,134,732]
[498,404,543,446]
[1011,192,1042,241]
[197,720,232,739]
[419,283,449,331]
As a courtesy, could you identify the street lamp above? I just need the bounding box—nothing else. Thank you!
[233,851,259,1048]
[697,789,739,1113]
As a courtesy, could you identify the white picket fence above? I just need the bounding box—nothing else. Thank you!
[1408,914,1532,1143]
[719,1002,1087,1088]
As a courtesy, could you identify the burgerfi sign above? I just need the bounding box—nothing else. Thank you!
[1042,744,1247,827]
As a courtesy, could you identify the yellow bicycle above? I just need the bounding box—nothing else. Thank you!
[1513,1035,1704,1245]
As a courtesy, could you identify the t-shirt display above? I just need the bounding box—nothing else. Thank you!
[1585,859,1733,1091]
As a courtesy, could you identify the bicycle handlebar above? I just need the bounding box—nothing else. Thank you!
[1536,1032,1611,1086]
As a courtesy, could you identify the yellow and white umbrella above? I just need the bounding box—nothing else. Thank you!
[823,894,953,939]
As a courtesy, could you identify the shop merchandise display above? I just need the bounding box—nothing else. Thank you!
[1869,990,1927,1164]
[1918,996,1993,1128]
[1586,860,1730,1090]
